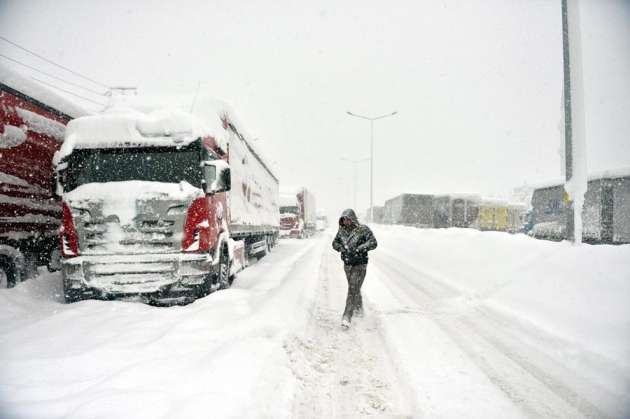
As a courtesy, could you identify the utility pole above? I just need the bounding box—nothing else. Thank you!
[561,0,588,244]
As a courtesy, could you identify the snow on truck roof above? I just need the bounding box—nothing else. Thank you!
[530,167,630,190]
[279,193,298,207]
[53,94,243,164]
[0,63,89,119]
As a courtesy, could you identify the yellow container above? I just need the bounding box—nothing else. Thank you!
[494,207,508,231]
[479,206,495,230]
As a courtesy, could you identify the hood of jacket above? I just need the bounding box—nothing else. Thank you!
[338,208,359,226]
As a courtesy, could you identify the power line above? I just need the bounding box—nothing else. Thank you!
[30,76,106,107]
[0,54,107,96]
[0,35,110,89]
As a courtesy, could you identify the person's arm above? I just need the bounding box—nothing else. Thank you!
[355,227,378,253]
[332,230,346,252]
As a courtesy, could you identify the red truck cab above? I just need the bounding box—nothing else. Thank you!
[55,98,277,304]
[0,65,86,288]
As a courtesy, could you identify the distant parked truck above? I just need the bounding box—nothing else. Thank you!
[530,169,630,243]
[368,206,385,224]
[54,95,279,304]
[429,194,480,229]
[479,200,525,233]
[316,213,329,231]
[381,192,525,233]
[432,195,452,228]
[279,187,316,238]
[479,200,509,231]
[0,64,87,288]
[450,195,480,228]
[384,194,434,227]
[507,203,527,233]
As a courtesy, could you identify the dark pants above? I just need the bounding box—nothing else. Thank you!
[343,263,367,321]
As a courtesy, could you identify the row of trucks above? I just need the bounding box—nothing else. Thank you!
[1,66,281,304]
[375,193,526,233]
[279,187,317,238]
[527,173,630,243]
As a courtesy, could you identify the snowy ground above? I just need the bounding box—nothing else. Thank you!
[1,226,629,419]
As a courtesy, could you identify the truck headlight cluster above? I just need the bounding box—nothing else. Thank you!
[64,262,84,283]
[70,207,91,222]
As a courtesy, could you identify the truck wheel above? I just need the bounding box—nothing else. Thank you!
[64,290,86,303]
[63,285,85,303]
[0,258,17,289]
[218,248,231,290]
[62,277,86,303]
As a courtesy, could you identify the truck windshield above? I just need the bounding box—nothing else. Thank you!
[280,206,299,215]
[62,145,202,192]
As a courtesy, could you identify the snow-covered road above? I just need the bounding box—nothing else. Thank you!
[1,227,629,418]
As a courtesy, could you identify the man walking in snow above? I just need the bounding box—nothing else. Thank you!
[332,209,378,329]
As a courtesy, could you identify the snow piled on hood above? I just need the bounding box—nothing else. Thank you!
[65,181,202,225]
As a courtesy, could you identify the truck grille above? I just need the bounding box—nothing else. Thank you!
[79,218,181,254]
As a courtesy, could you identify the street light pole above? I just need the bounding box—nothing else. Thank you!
[346,110,397,222]
[561,0,587,244]
[370,120,374,222]
[341,157,369,210]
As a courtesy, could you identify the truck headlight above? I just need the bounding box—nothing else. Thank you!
[64,262,84,281]
[71,207,91,222]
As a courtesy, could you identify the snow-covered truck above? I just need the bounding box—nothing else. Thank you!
[279,187,316,238]
[54,96,279,304]
[0,64,87,288]
[316,212,328,232]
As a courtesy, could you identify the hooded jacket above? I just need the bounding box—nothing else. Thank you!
[332,209,378,266]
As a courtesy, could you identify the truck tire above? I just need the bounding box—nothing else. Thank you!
[217,247,231,290]
[62,277,86,303]
[0,258,17,289]
[64,289,86,303]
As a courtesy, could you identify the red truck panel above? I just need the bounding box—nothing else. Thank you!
[0,85,72,243]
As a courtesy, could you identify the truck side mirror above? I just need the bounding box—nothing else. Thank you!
[220,167,231,192]
[51,172,59,198]
[53,162,68,198]
[202,161,231,194]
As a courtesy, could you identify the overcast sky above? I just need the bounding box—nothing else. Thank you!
[1,0,629,220]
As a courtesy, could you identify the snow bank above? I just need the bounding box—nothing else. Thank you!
[0,240,323,419]
[371,225,630,391]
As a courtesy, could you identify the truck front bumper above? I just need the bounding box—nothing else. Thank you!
[62,252,213,304]
[279,228,300,238]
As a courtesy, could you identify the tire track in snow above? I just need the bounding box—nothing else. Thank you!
[287,239,411,418]
[374,250,615,418]
[371,251,608,419]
